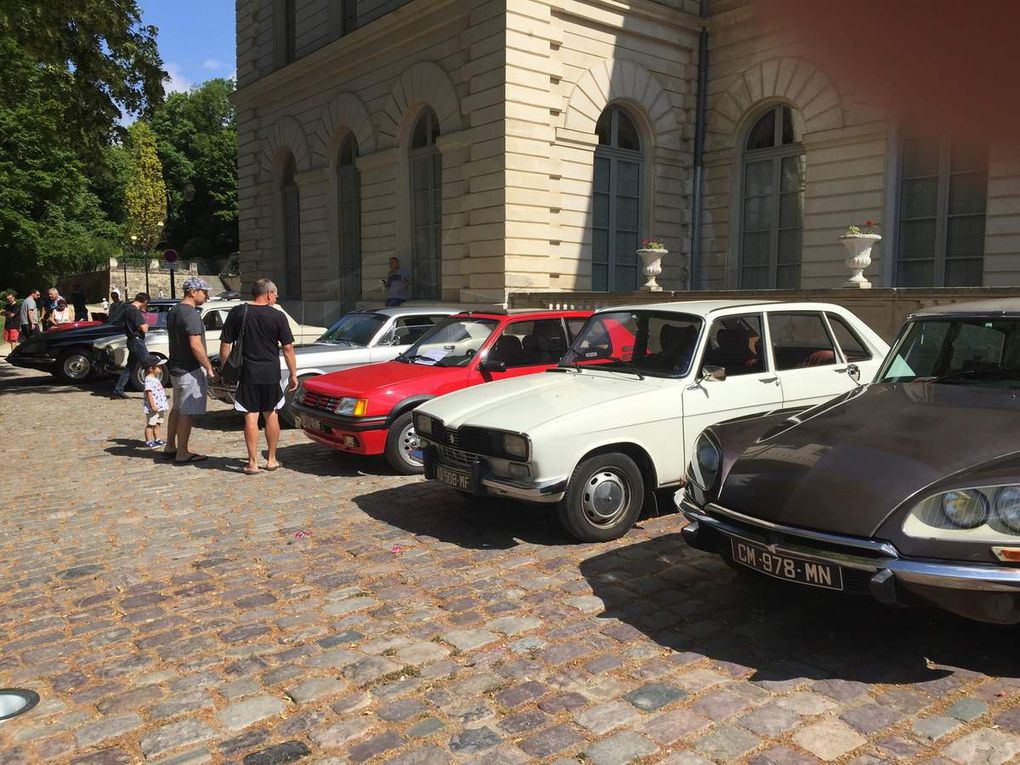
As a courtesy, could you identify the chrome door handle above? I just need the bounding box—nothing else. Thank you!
[834,367,848,373]
[760,376,778,383]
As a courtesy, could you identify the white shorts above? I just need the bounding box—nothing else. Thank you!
[146,410,167,427]
[171,369,208,416]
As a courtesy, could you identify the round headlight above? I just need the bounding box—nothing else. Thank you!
[940,490,989,529]
[692,433,721,489]
[994,487,1020,533]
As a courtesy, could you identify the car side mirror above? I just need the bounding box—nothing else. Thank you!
[481,358,507,373]
[847,363,861,385]
[699,364,726,382]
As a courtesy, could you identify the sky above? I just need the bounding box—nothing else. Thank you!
[138,0,236,94]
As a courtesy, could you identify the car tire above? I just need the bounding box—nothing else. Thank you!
[130,354,168,391]
[385,411,424,475]
[558,452,645,542]
[54,348,93,383]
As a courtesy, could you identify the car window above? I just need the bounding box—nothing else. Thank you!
[768,312,837,370]
[392,316,439,345]
[203,310,225,331]
[397,317,499,366]
[142,311,170,329]
[702,314,765,376]
[826,313,872,362]
[489,319,567,367]
[318,312,388,346]
[561,311,700,377]
[566,318,587,342]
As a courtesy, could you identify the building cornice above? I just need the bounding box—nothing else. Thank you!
[553,0,702,48]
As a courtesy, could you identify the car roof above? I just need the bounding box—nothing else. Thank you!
[592,299,874,317]
[453,309,591,320]
[352,305,463,318]
[910,298,1020,318]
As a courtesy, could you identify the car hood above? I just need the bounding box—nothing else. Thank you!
[304,359,458,397]
[423,369,661,433]
[716,382,1020,537]
[293,342,366,358]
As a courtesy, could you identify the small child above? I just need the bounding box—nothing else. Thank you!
[143,356,170,448]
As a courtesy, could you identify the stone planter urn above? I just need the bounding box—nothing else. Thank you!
[840,233,881,288]
[637,248,667,292]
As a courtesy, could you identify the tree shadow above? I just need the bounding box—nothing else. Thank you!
[580,534,1019,684]
[353,482,575,550]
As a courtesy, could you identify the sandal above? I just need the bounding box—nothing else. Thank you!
[243,466,262,475]
[175,454,208,464]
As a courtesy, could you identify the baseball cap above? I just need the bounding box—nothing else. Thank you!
[182,277,212,294]
[146,355,167,367]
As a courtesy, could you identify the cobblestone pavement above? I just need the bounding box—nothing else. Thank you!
[1,364,1018,765]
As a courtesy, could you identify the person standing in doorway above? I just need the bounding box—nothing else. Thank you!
[380,257,411,306]
[219,279,297,475]
[111,292,151,399]
[3,293,20,351]
[19,289,39,339]
[163,278,215,463]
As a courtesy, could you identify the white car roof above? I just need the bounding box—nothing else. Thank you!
[596,299,866,318]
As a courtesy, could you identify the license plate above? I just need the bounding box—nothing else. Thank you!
[301,416,329,433]
[729,538,843,591]
[437,465,471,491]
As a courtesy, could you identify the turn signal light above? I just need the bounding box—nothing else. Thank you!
[353,399,368,417]
[992,546,1020,563]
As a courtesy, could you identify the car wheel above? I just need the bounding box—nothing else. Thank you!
[130,354,168,391]
[55,348,93,383]
[385,411,424,475]
[558,452,645,542]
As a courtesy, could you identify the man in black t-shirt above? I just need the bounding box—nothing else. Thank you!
[219,278,297,475]
[112,292,150,398]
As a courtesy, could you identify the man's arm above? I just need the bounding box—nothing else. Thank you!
[28,306,36,326]
[218,340,231,360]
[188,334,215,378]
[282,344,298,391]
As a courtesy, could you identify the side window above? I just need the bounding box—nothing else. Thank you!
[826,313,872,362]
[490,319,567,367]
[393,316,437,345]
[702,314,765,377]
[950,322,1005,370]
[566,318,587,342]
[768,312,837,370]
[203,311,225,331]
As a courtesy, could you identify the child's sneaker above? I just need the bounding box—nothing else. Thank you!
[154,439,166,446]
[144,440,158,448]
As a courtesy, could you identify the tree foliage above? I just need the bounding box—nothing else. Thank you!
[124,122,168,256]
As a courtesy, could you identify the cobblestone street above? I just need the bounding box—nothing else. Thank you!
[1,364,1018,765]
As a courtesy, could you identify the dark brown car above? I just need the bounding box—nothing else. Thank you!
[678,299,1020,624]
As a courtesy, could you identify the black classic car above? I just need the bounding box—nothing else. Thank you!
[7,299,177,382]
[679,299,1020,624]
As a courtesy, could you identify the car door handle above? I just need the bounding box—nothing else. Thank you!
[834,367,848,373]
[759,376,778,383]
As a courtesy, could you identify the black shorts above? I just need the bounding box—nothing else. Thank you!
[234,382,285,413]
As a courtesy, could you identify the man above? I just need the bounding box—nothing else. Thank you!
[19,289,39,339]
[219,279,297,475]
[70,284,88,322]
[3,293,20,350]
[380,257,411,306]
[163,277,215,464]
[111,292,151,399]
[108,289,126,323]
[42,287,60,326]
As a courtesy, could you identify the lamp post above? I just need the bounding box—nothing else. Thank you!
[126,234,136,294]
[156,221,166,298]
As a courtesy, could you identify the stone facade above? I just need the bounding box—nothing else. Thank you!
[233,0,1020,325]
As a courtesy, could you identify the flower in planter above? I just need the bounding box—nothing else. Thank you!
[641,237,666,250]
[845,221,881,236]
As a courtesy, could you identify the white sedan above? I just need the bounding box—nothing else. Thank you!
[414,300,889,542]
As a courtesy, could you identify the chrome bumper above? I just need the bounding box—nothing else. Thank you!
[481,475,567,503]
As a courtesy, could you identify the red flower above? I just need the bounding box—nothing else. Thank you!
[864,220,875,227]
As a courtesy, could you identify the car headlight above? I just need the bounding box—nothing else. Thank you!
[502,433,528,460]
[334,397,368,416]
[904,484,1020,541]
[940,490,989,529]
[689,433,721,490]
[995,487,1020,532]
[414,412,434,437]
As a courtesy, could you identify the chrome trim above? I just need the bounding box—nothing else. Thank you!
[481,475,566,503]
[704,502,899,557]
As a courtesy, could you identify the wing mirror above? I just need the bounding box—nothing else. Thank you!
[480,358,507,373]
[847,363,861,386]
[699,364,726,382]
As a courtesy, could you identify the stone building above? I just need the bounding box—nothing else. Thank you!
[233,0,1020,323]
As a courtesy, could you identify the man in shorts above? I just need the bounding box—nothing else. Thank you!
[3,292,20,350]
[219,278,297,475]
[163,277,215,464]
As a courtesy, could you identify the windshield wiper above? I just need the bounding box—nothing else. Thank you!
[598,357,645,380]
[930,368,1020,384]
[396,353,438,365]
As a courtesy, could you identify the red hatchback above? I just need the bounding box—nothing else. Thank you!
[291,309,591,473]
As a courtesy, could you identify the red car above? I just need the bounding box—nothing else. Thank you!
[291,309,592,473]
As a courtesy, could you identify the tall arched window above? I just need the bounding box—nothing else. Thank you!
[337,134,361,311]
[592,105,643,291]
[739,104,804,289]
[281,153,302,299]
[409,109,441,299]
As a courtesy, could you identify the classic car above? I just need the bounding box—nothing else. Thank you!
[414,300,888,542]
[94,299,327,391]
[291,309,592,474]
[678,299,1020,624]
[7,299,179,383]
[209,305,460,427]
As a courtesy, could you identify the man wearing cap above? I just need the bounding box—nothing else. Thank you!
[111,292,151,399]
[163,277,215,463]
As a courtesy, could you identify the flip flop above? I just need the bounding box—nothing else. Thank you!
[175,454,208,464]
[159,450,177,459]
[243,466,262,476]
[264,464,281,471]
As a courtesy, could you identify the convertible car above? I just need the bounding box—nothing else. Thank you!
[679,299,1020,624]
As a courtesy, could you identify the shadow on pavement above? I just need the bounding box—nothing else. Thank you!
[274,443,400,478]
[104,438,244,473]
[353,482,574,550]
[580,533,1019,684]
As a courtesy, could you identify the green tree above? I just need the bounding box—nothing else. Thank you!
[124,121,168,260]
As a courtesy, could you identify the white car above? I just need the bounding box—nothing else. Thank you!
[94,300,326,390]
[414,300,889,542]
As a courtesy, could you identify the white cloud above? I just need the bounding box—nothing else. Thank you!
[203,59,225,71]
[164,62,192,94]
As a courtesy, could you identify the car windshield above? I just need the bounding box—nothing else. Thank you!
[395,317,499,367]
[317,312,387,346]
[559,310,702,377]
[879,317,1020,389]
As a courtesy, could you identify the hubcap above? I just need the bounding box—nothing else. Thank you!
[580,469,629,528]
[64,355,89,378]
[400,424,423,465]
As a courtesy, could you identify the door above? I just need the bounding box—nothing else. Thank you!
[475,319,569,383]
[202,309,228,344]
[767,311,854,408]
[681,313,783,460]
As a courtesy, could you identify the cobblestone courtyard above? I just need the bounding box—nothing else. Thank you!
[1,364,1018,765]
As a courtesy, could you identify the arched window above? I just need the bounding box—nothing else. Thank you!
[281,154,302,299]
[592,105,643,291]
[739,104,804,289]
[337,134,361,310]
[409,109,442,299]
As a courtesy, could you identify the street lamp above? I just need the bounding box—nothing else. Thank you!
[126,234,137,294]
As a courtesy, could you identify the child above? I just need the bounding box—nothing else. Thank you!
[143,356,170,448]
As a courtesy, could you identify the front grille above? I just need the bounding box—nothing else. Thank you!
[437,445,478,470]
[433,422,460,447]
[302,391,339,413]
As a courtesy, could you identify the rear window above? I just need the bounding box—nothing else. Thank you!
[768,312,837,370]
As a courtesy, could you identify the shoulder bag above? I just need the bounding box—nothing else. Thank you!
[220,304,249,385]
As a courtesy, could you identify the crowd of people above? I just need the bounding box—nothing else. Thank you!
[1,285,91,351]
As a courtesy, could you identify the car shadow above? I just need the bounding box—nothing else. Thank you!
[580,534,1019,684]
[0,365,108,395]
[353,482,575,550]
[273,443,403,478]
[103,439,245,473]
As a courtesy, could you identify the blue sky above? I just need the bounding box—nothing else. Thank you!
[139,0,236,94]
